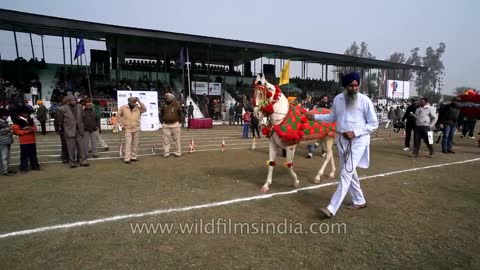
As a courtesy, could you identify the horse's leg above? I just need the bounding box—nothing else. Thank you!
[314,137,334,183]
[260,139,278,193]
[326,137,336,178]
[285,145,300,189]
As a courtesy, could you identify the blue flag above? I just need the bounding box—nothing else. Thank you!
[74,38,85,60]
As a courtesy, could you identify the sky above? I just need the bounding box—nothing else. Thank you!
[0,0,479,94]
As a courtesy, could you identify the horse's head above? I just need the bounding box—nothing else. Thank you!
[253,73,276,116]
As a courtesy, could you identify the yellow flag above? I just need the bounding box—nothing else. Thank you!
[279,60,290,86]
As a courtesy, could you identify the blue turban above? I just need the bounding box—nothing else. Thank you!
[341,72,361,87]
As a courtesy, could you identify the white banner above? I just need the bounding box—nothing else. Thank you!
[208,82,222,95]
[117,90,160,131]
[192,81,208,95]
[387,80,410,99]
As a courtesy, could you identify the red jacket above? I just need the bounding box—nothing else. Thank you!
[12,124,37,144]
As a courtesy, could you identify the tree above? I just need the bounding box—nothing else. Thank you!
[344,41,360,57]
[415,43,446,97]
[344,41,376,95]
[344,41,375,59]
[423,90,442,104]
[405,48,422,81]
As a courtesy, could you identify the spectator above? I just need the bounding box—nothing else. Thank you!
[460,116,477,139]
[212,101,219,120]
[242,110,251,138]
[12,106,40,172]
[30,83,39,105]
[221,102,227,121]
[401,98,418,151]
[188,102,194,120]
[160,93,183,158]
[36,100,47,135]
[118,97,147,164]
[235,101,243,125]
[110,113,119,133]
[83,101,100,158]
[93,101,109,152]
[202,94,209,118]
[410,97,437,158]
[54,96,70,163]
[438,97,461,154]
[250,111,261,139]
[394,106,403,122]
[56,96,89,168]
[228,103,235,125]
[0,108,15,176]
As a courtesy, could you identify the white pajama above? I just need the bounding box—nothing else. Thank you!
[327,136,369,215]
[314,93,379,216]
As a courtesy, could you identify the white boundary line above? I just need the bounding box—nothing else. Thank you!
[8,138,384,164]
[1,157,479,239]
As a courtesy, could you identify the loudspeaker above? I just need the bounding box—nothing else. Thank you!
[90,49,109,63]
[263,64,275,75]
[90,49,110,75]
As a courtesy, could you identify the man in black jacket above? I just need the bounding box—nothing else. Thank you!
[401,98,418,151]
[438,97,461,153]
[83,100,100,158]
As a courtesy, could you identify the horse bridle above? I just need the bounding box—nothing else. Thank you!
[254,83,354,172]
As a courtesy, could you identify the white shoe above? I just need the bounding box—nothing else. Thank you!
[321,152,327,158]
[469,136,476,139]
[403,147,410,151]
[305,153,313,159]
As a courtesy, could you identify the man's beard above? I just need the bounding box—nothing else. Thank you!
[344,90,358,108]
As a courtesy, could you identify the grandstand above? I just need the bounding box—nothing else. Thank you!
[0,8,426,120]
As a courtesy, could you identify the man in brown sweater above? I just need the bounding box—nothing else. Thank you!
[160,93,183,157]
[118,96,147,164]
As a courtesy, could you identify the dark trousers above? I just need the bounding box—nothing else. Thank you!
[462,120,476,137]
[59,133,69,162]
[40,120,46,135]
[404,121,415,148]
[235,114,243,125]
[413,126,434,155]
[20,143,40,171]
[251,124,260,138]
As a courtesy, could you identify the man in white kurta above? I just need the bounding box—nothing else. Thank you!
[307,72,378,218]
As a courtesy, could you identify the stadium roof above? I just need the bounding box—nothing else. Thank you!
[0,8,427,70]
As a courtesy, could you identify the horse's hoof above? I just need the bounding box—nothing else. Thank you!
[293,181,300,189]
[260,185,269,193]
[314,177,321,184]
[328,173,335,178]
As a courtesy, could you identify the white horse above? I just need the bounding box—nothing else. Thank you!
[252,74,336,192]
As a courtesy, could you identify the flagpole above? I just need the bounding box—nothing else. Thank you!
[182,51,185,100]
[187,48,191,99]
[83,53,92,98]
